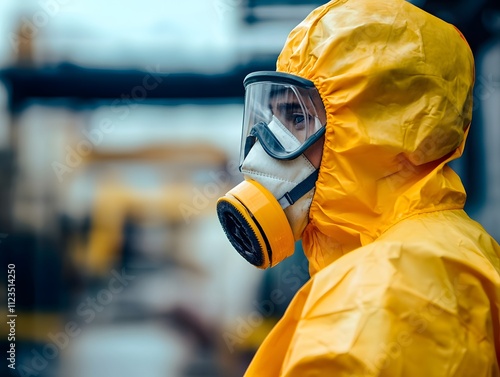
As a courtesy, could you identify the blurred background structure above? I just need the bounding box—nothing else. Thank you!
[0,1,499,376]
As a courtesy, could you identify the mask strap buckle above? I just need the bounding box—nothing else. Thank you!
[278,169,319,209]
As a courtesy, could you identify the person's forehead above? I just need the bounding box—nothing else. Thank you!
[269,90,301,107]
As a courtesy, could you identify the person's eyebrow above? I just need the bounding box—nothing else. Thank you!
[274,102,305,114]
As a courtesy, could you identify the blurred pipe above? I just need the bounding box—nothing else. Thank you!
[0,60,276,113]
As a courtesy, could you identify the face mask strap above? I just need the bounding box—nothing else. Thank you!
[243,134,257,161]
[278,168,319,209]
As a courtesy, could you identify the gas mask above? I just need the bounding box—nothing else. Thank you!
[217,71,326,269]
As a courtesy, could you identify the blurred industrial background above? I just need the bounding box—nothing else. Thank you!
[0,0,498,376]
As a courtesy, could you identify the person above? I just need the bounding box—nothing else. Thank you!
[216,0,500,375]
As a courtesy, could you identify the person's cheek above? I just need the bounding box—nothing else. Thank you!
[304,135,325,169]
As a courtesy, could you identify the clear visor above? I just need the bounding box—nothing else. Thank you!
[240,72,327,164]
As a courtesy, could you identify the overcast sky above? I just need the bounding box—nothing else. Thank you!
[0,0,244,70]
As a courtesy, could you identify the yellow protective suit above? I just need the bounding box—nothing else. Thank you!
[244,0,500,376]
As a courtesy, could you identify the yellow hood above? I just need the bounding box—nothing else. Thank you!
[276,0,475,274]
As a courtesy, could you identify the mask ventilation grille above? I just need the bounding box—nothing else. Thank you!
[216,200,267,267]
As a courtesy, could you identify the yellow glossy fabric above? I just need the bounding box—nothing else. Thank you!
[244,0,500,375]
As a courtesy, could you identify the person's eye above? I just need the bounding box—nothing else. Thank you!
[292,113,306,129]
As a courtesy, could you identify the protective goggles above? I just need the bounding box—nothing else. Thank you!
[240,71,327,164]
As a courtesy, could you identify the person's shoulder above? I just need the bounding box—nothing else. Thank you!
[378,209,500,273]
[305,210,499,318]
